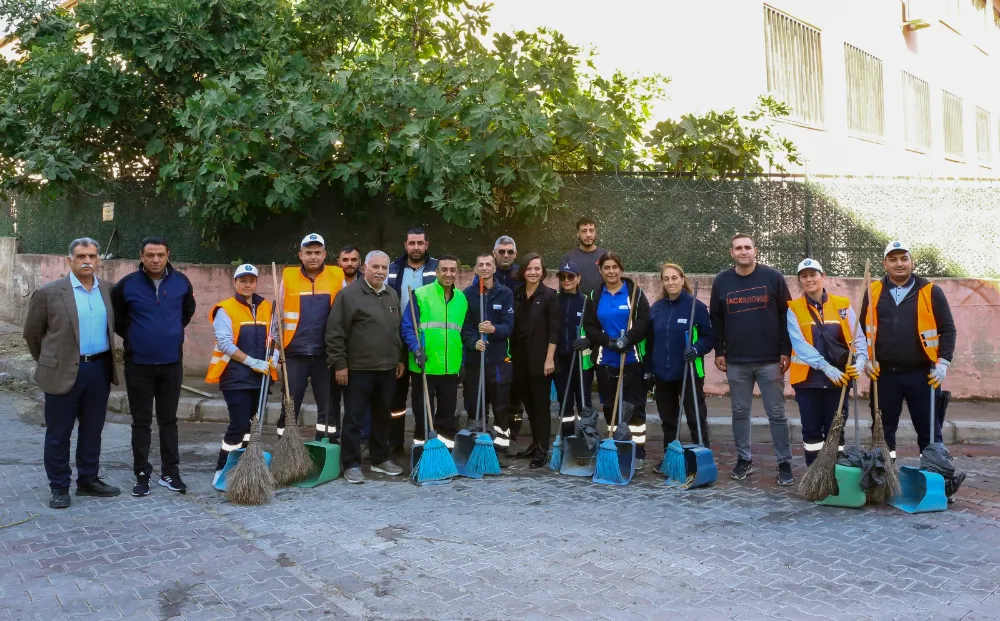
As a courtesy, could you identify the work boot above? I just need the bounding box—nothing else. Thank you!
[49,488,70,509]
[132,475,150,497]
[345,467,365,484]
[731,458,753,480]
[158,474,187,494]
[777,462,794,486]
[371,460,403,476]
[528,446,547,470]
[77,478,121,497]
[515,443,539,459]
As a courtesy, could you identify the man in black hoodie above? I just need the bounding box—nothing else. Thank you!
[860,241,957,461]
[709,233,793,485]
[461,253,515,452]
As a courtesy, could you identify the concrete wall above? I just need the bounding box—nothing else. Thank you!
[1,241,997,398]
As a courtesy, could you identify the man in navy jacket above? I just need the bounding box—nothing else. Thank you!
[111,237,196,497]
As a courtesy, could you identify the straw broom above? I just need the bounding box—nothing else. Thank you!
[797,382,849,501]
[269,263,317,486]
[225,342,277,505]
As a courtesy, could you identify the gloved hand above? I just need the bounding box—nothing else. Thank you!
[822,364,849,387]
[414,349,427,369]
[682,346,698,363]
[844,362,861,380]
[865,359,880,380]
[643,372,655,390]
[572,337,590,352]
[246,357,270,375]
[607,336,629,353]
[928,359,950,388]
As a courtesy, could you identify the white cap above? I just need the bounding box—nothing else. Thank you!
[300,233,325,248]
[234,264,259,279]
[883,240,909,258]
[796,258,824,274]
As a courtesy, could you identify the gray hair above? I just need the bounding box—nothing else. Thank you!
[68,237,100,257]
[493,235,516,252]
[365,250,390,265]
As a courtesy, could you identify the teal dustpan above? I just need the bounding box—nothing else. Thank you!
[214,448,273,491]
[290,438,341,488]
[817,464,866,508]
[889,386,947,514]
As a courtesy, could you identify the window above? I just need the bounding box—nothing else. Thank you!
[844,44,884,137]
[902,72,932,150]
[764,6,824,126]
[976,107,991,165]
[943,91,964,159]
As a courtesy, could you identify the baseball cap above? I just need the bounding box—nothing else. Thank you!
[883,240,909,258]
[796,258,824,274]
[557,261,580,276]
[234,264,259,279]
[300,233,325,248]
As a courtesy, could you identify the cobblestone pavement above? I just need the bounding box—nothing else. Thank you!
[3,389,1000,621]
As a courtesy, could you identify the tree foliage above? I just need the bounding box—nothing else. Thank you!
[646,95,802,177]
[0,0,666,231]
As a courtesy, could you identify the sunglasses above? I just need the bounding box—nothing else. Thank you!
[558,273,577,281]
[496,249,516,256]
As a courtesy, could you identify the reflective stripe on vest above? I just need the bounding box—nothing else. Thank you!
[789,294,853,385]
[408,281,468,375]
[205,297,278,383]
[866,281,939,363]
[281,266,344,348]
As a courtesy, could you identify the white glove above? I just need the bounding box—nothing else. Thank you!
[928,359,950,388]
[821,364,848,387]
[245,357,271,374]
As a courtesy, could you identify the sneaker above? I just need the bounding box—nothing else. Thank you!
[345,467,365,484]
[777,462,794,486]
[528,446,548,469]
[49,488,71,509]
[371,460,403,476]
[132,476,150,497]
[76,478,121,497]
[635,459,645,472]
[158,474,187,494]
[731,458,753,480]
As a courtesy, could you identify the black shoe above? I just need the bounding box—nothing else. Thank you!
[731,458,753,480]
[528,447,547,469]
[514,444,538,459]
[49,488,70,509]
[777,462,794,486]
[158,474,187,494]
[76,478,121,497]
[132,475,150,497]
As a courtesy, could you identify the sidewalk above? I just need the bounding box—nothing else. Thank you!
[2,320,998,444]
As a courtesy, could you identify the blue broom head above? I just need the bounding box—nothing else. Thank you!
[594,438,626,485]
[664,439,687,482]
[549,435,563,471]
[468,433,501,476]
[410,436,458,483]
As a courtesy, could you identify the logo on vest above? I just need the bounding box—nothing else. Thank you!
[838,308,848,319]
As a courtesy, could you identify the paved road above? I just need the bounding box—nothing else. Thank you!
[3,386,1000,621]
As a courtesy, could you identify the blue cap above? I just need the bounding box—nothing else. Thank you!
[557,261,580,276]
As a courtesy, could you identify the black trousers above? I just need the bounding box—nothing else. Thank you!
[389,368,415,448]
[343,369,395,469]
[216,388,260,470]
[513,359,553,450]
[596,362,647,459]
[795,386,847,466]
[464,362,513,440]
[412,374,459,441]
[277,355,330,434]
[44,357,112,490]
[554,353,594,436]
[655,375,710,449]
[126,360,182,478]
[873,367,942,454]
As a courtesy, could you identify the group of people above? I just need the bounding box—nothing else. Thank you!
[25,219,956,505]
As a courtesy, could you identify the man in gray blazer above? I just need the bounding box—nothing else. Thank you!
[23,237,120,508]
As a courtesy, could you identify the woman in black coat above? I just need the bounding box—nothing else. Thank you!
[511,253,560,468]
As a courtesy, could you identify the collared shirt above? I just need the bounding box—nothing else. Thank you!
[597,284,637,365]
[889,276,916,305]
[363,277,387,294]
[70,272,109,356]
[399,263,424,314]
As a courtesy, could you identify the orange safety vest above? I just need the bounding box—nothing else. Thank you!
[281,265,344,348]
[865,281,939,363]
[206,296,278,383]
[789,294,853,385]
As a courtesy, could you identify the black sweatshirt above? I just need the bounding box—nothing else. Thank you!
[709,264,792,365]
[859,275,956,367]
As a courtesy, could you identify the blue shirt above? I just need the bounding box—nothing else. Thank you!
[70,272,109,356]
[400,265,424,315]
[597,285,637,365]
[889,277,916,305]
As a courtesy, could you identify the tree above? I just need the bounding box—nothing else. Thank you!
[0,0,666,232]
[645,95,801,178]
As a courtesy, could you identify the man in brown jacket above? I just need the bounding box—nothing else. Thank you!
[23,238,120,508]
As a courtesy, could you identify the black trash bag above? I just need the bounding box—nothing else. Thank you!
[837,445,890,493]
[612,401,635,441]
[575,407,602,451]
[920,441,966,498]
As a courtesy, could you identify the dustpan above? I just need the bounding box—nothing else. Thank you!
[889,385,947,513]
[214,447,273,491]
[561,308,598,476]
[681,356,715,488]
[818,374,865,507]
[291,384,342,487]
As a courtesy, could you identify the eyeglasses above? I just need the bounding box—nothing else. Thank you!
[496,249,516,256]
[558,274,577,281]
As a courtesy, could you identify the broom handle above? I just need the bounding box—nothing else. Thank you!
[555,348,578,439]
[575,296,589,423]
[674,281,700,443]
[270,263,294,402]
[479,280,486,430]
[608,349,626,438]
[408,288,435,434]
[688,362,704,447]
[860,258,873,448]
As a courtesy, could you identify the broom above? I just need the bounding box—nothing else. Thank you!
[662,282,699,483]
[797,382,849,501]
[225,341,277,505]
[468,279,501,476]
[549,349,577,471]
[408,289,459,483]
[269,263,317,486]
[594,283,640,485]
